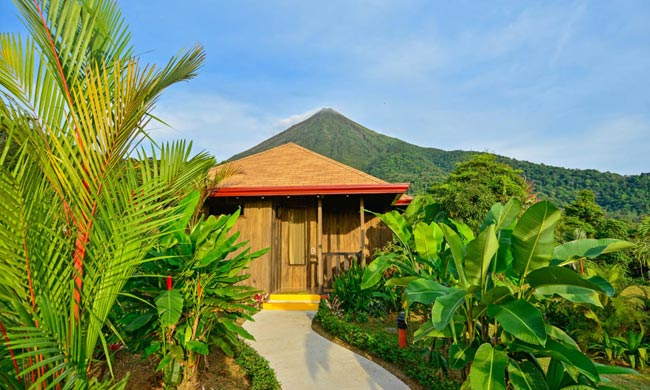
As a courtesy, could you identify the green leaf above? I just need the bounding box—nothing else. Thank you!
[510,339,599,383]
[480,286,513,306]
[196,233,243,268]
[414,319,459,342]
[545,358,566,390]
[374,210,411,247]
[155,290,184,327]
[535,285,603,307]
[171,190,201,233]
[432,288,466,330]
[527,267,613,296]
[508,360,548,390]
[465,224,499,288]
[470,343,508,390]
[511,201,561,279]
[449,342,476,369]
[385,276,418,287]
[156,354,172,372]
[123,312,154,332]
[402,194,428,223]
[452,219,475,241]
[481,202,504,232]
[585,275,615,297]
[187,340,209,355]
[361,253,395,289]
[594,363,639,376]
[414,319,441,342]
[403,278,449,307]
[495,228,514,273]
[546,325,579,349]
[221,319,255,341]
[487,299,547,346]
[144,342,161,359]
[414,221,442,260]
[481,198,522,233]
[213,337,234,357]
[440,223,468,287]
[553,239,635,263]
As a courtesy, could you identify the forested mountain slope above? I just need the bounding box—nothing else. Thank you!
[230,109,650,218]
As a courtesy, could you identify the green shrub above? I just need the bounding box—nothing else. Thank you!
[315,302,459,390]
[234,341,281,390]
[330,260,397,319]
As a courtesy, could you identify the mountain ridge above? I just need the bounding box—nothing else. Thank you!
[230,109,650,218]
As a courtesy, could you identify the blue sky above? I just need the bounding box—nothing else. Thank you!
[1,1,648,174]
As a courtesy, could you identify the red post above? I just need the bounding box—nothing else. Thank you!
[397,312,407,348]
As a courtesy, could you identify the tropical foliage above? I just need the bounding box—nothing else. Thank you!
[0,0,208,388]
[362,197,637,389]
[114,190,268,388]
[329,260,398,321]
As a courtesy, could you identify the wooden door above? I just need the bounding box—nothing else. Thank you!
[277,207,309,292]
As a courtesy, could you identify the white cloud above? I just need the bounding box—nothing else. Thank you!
[147,92,272,161]
[274,108,321,130]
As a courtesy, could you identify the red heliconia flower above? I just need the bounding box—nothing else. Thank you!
[108,343,122,351]
[166,275,173,291]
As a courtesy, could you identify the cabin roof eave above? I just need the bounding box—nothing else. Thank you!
[209,183,410,198]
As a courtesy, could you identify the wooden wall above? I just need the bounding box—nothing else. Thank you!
[321,196,392,287]
[322,197,393,258]
[231,199,274,293]
[214,195,394,294]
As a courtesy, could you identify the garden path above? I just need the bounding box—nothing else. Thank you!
[243,310,410,390]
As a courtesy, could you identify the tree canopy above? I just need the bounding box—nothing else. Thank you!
[430,154,529,231]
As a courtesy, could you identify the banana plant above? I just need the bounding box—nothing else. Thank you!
[368,198,637,389]
[121,190,268,388]
[361,195,462,290]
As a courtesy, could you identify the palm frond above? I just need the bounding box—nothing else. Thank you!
[0,1,208,388]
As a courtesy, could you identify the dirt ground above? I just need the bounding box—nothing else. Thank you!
[107,349,250,390]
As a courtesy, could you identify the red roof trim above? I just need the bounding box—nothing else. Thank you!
[210,183,410,197]
[394,195,414,206]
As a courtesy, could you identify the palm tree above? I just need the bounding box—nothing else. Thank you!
[0,1,211,388]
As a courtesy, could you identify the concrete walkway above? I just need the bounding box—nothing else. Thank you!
[243,310,410,390]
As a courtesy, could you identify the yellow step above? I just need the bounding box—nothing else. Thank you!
[262,302,320,311]
[267,293,321,303]
[262,293,322,310]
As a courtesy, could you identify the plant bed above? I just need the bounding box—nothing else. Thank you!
[313,302,460,390]
[97,340,279,390]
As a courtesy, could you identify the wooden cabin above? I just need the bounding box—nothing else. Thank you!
[206,143,410,294]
